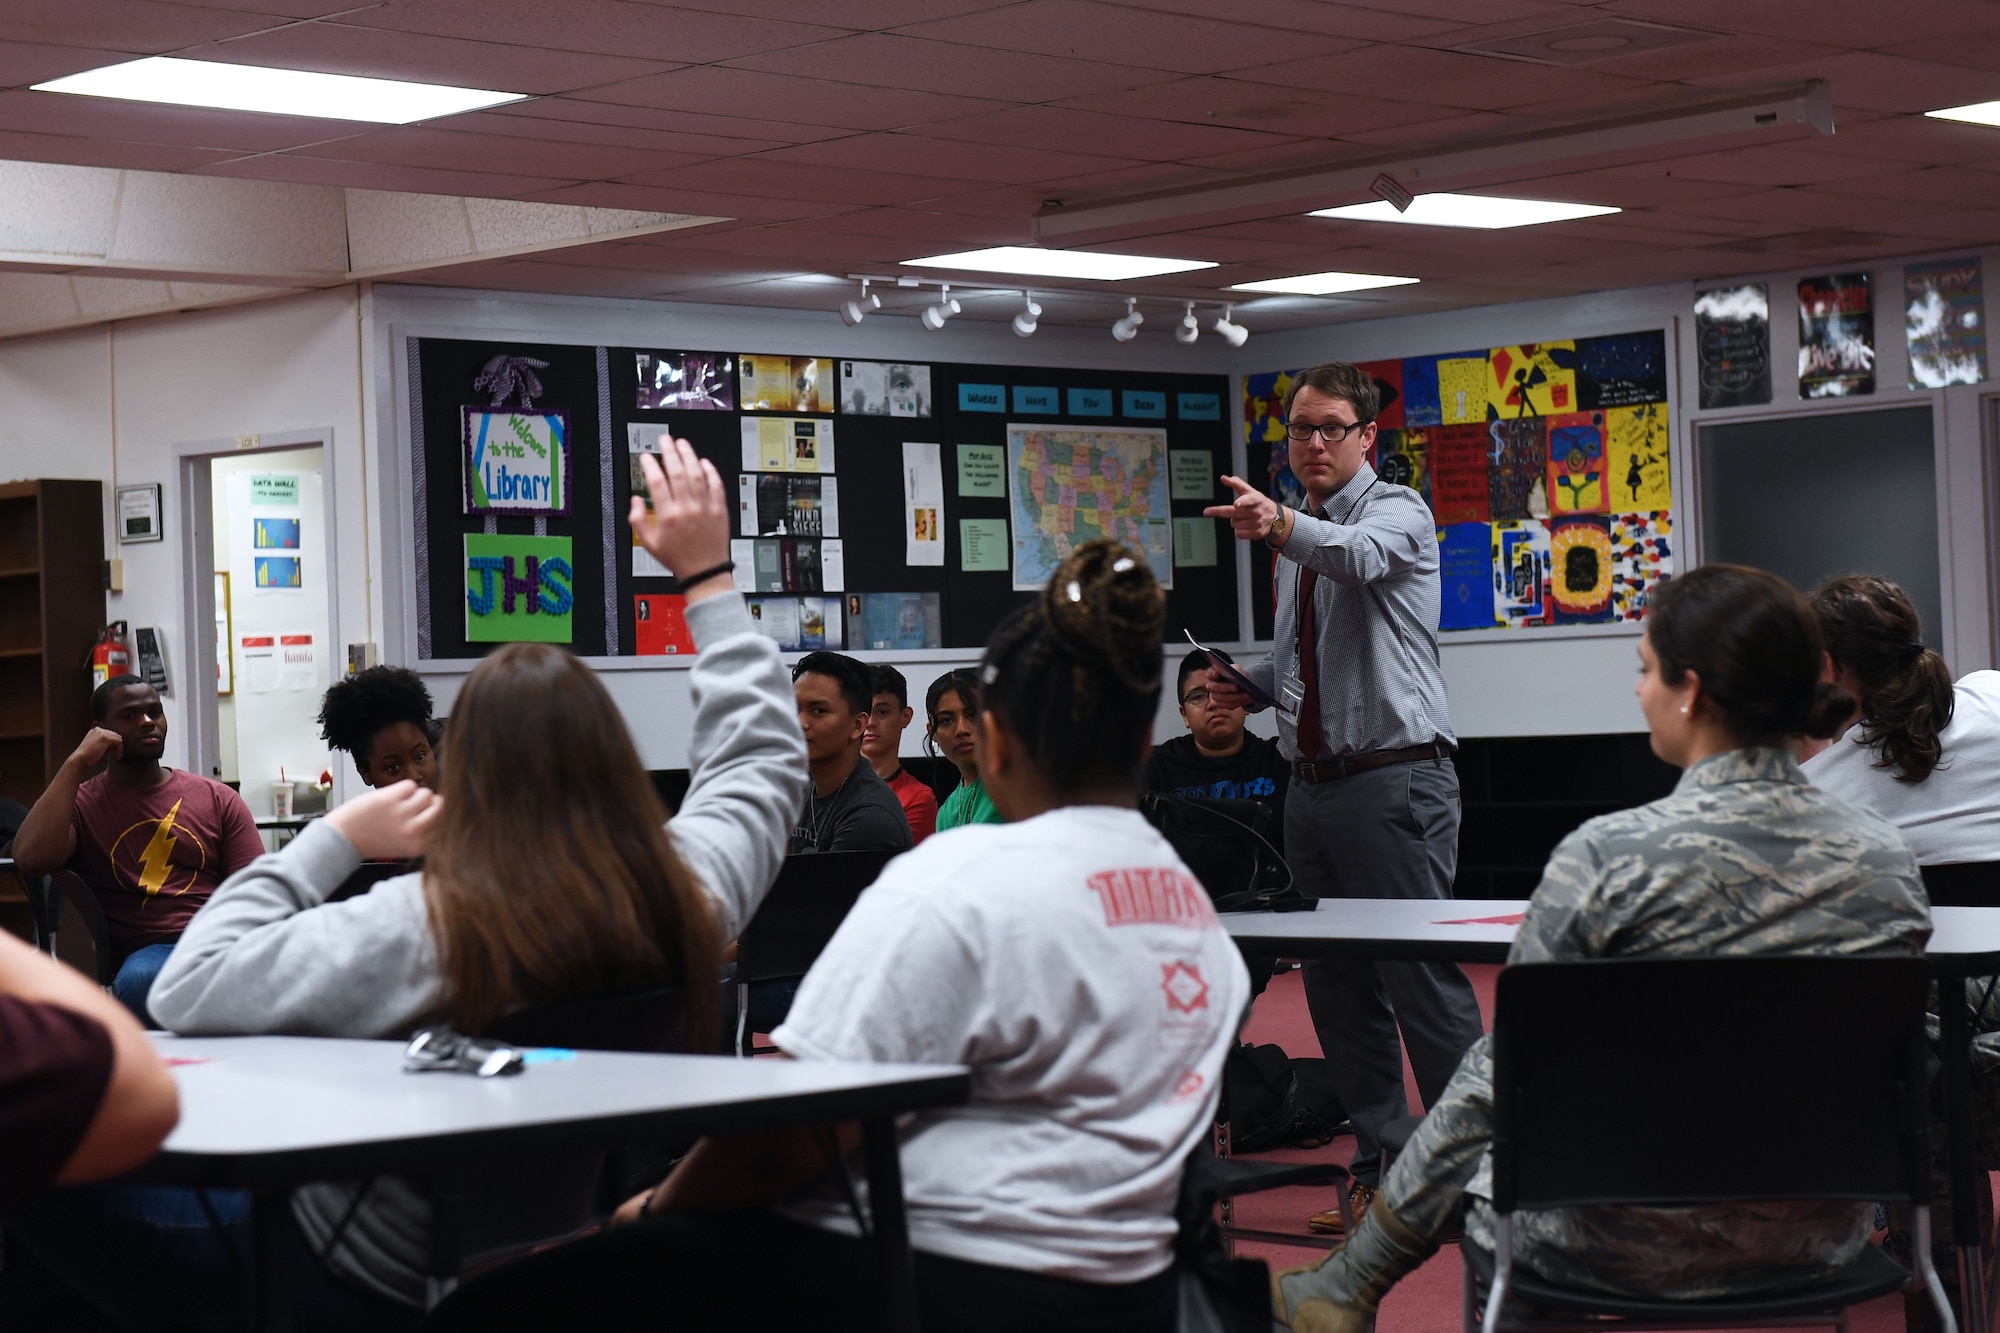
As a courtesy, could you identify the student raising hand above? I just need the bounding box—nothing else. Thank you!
[629,436,733,602]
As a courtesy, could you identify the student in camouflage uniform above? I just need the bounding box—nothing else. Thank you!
[1274,564,1932,1333]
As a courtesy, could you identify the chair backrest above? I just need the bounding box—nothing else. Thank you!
[1921,861,2000,907]
[484,985,685,1054]
[50,870,116,985]
[327,860,412,903]
[1489,956,1931,1215]
[735,850,895,985]
[1140,794,1286,905]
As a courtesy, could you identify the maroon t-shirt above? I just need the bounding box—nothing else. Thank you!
[0,995,114,1204]
[68,769,265,954]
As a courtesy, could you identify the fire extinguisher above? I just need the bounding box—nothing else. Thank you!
[91,621,131,688]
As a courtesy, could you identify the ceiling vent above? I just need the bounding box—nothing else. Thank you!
[1458,19,1719,66]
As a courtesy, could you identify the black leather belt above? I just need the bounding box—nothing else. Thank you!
[1294,741,1454,784]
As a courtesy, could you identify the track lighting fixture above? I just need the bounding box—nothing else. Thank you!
[839,278,879,326]
[1175,302,1199,345]
[1110,296,1143,342]
[1211,304,1249,348]
[921,283,959,331]
[1011,291,1041,338]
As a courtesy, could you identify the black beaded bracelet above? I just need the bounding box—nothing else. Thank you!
[676,559,735,592]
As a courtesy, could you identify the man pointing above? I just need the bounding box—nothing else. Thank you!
[1204,362,1483,1231]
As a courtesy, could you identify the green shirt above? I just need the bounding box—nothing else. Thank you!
[936,778,1002,831]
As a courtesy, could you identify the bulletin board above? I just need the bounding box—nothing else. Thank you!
[409,335,1239,660]
[1246,331,1674,641]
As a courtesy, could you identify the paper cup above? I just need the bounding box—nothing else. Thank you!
[271,781,295,819]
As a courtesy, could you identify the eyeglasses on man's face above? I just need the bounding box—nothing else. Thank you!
[1285,419,1372,443]
[1181,688,1214,707]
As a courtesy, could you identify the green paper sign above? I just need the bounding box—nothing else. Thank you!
[1172,517,1218,568]
[249,474,298,507]
[957,443,1005,497]
[1169,450,1214,500]
[959,518,1009,572]
[464,534,575,643]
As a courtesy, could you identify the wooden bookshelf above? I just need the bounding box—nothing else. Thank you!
[0,480,103,809]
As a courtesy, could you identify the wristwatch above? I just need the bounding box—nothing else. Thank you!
[1264,506,1288,546]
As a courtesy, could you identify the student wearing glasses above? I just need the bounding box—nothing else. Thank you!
[1205,362,1482,1235]
[1143,648,1291,846]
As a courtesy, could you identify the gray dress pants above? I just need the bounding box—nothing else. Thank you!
[1284,755,1486,1186]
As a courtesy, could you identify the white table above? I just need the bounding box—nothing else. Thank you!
[1222,898,2000,1333]
[139,1035,970,1333]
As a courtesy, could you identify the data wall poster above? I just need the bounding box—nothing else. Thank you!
[1007,424,1172,592]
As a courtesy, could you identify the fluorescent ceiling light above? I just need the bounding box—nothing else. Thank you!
[1310,192,1620,229]
[903,246,1216,281]
[33,57,525,124]
[1928,100,2000,127]
[1228,272,1419,296]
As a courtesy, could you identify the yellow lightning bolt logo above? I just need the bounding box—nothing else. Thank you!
[135,799,183,899]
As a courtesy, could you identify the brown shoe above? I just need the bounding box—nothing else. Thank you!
[1306,1181,1376,1235]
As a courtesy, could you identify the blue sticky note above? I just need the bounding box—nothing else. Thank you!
[958,383,1006,413]
[1013,386,1059,414]
[1437,523,1496,630]
[1122,389,1167,419]
[521,1048,577,1065]
[1068,388,1113,417]
[1177,392,1221,420]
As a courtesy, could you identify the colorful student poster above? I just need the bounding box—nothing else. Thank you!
[1544,411,1608,515]
[1610,511,1673,622]
[464,535,573,644]
[1437,522,1494,630]
[902,441,944,567]
[738,355,827,412]
[254,555,302,591]
[1694,284,1772,409]
[253,517,300,550]
[1488,343,1577,418]
[1906,257,1987,389]
[739,473,839,538]
[1576,331,1668,409]
[1353,359,1405,430]
[1548,516,1615,623]
[1605,403,1670,510]
[740,417,834,474]
[838,360,932,416]
[636,352,734,410]
[1491,520,1551,627]
[1376,428,1429,501]
[1798,273,1875,398]
[1400,357,1442,427]
[1245,369,1303,508]
[1486,417,1548,521]
[463,407,569,515]
[1437,355,1489,424]
[1427,424,1491,526]
[633,594,695,655]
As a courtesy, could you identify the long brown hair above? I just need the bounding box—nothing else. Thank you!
[424,643,719,1047]
[1810,574,1956,783]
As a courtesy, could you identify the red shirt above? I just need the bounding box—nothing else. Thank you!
[885,767,938,845]
[69,769,265,954]
[0,996,113,1204]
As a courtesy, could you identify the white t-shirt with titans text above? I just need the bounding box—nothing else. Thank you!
[773,804,1249,1283]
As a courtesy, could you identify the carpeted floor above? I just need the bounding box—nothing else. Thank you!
[1230,963,1912,1333]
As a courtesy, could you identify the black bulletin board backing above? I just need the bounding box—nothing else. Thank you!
[414,335,1239,659]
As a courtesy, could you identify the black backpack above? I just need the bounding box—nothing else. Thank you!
[1223,1043,1347,1154]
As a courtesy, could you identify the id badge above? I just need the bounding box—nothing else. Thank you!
[1278,670,1306,717]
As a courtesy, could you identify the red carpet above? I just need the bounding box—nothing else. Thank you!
[1231,964,1910,1333]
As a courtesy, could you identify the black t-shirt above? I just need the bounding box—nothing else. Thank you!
[791,759,916,855]
[0,996,115,1204]
[1142,733,1291,849]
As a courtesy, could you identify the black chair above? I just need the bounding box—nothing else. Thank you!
[1470,956,1951,1333]
[1140,794,1293,910]
[1922,862,2000,908]
[41,869,115,985]
[734,849,895,1056]
[1177,1149,1350,1333]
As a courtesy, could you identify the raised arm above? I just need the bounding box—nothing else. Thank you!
[631,438,808,941]
[10,728,121,876]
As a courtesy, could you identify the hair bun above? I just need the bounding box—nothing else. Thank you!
[1041,540,1165,692]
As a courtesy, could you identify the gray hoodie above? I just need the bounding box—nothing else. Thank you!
[149,593,807,1306]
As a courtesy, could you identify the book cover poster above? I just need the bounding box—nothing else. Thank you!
[1487,343,1577,418]
[1427,424,1491,526]
[857,592,942,650]
[738,355,827,412]
[1545,411,1608,515]
[1694,284,1771,409]
[839,360,933,416]
[1548,516,1615,623]
[739,473,839,538]
[1610,511,1673,622]
[1906,257,1987,389]
[636,352,733,410]
[633,594,695,655]
[1491,520,1551,627]
[1486,417,1548,521]
[1798,273,1875,398]
[1605,403,1671,510]
[1576,331,1668,408]
[1356,358,1405,430]
[1437,522,1495,630]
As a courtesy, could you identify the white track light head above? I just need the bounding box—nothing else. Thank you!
[1012,290,1041,338]
[1175,302,1199,345]
[1211,304,1249,348]
[840,278,878,326]
[1111,296,1143,342]
[922,284,957,331]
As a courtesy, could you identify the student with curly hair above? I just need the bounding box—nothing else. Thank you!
[317,665,441,791]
